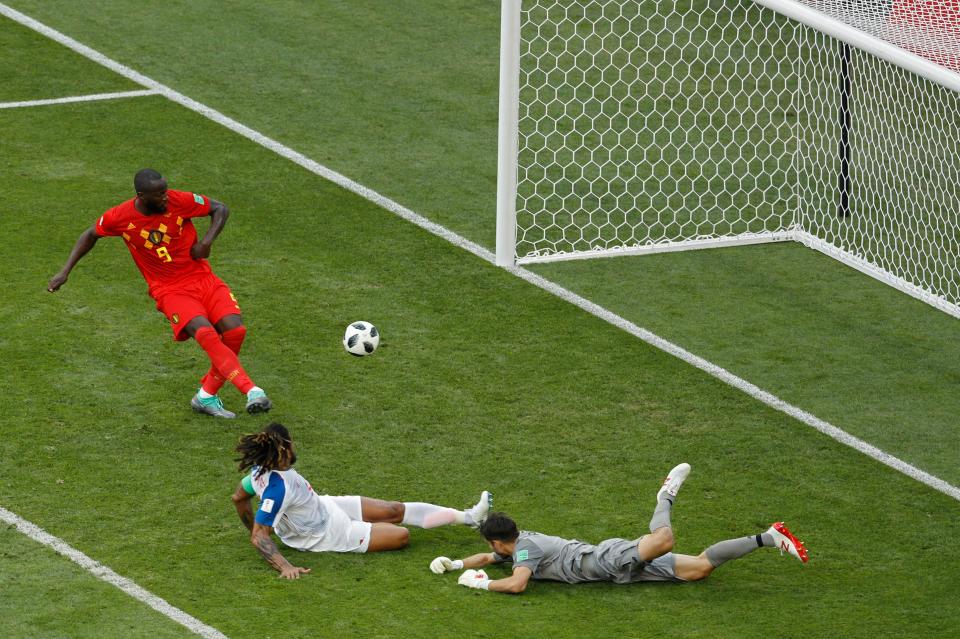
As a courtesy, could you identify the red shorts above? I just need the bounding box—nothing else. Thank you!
[153,272,241,341]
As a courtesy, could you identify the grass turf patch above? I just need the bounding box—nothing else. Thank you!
[0,84,958,638]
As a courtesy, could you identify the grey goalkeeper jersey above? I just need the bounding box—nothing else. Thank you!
[496,531,595,583]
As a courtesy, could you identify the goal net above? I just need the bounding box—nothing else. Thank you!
[496,0,960,317]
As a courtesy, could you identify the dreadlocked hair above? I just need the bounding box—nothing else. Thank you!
[235,422,293,478]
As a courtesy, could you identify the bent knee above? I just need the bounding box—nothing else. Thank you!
[652,527,675,554]
[684,555,715,581]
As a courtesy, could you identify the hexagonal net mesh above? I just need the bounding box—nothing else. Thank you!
[509,0,960,316]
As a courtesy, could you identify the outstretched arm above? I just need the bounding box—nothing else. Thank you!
[231,483,311,579]
[190,198,229,260]
[430,551,497,574]
[486,566,533,594]
[250,523,312,580]
[433,552,532,593]
[456,565,533,594]
[48,227,100,292]
[461,552,497,569]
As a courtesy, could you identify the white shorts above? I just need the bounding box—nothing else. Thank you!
[301,495,372,554]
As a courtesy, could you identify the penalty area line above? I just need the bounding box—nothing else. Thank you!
[0,89,159,109]
[2,3,958,508]
[0,506,229,639]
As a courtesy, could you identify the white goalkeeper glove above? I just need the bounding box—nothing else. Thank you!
[429,556,464,574]
[457,569,490,590]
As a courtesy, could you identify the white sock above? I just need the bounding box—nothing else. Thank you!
[197,388,215,399]
[247,386,263,398]
[401,503,465,528]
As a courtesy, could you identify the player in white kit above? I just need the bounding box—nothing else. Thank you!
[231,423,492,579]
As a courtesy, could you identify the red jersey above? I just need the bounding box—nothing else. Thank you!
[95,190,215,297]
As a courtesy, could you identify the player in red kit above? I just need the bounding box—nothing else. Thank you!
[48,168,271,418]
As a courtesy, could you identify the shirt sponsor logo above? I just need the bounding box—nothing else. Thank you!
[516,549,528,561]
[261,498,275,513]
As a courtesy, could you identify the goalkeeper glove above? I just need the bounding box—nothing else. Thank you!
[430,556,464,574]
[457,569,490,590]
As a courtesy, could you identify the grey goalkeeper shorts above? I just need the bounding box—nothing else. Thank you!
[578,537,681,584]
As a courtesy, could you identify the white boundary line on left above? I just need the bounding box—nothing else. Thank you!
[0,88,158,109]
[0,506,229,639]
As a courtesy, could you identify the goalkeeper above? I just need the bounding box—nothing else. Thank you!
[430,463,808,593]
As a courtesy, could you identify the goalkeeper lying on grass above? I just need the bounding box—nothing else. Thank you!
[430,463,808,593]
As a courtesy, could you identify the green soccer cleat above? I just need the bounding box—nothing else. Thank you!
[191,393,237,419]
[245,388,272,414]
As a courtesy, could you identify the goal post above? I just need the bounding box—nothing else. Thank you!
[495,0,960,318]
[496,0,522,267]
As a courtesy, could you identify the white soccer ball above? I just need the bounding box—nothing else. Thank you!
[343,321,380,357]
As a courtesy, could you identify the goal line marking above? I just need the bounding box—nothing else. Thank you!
[0,88,159,109]
[0,505,229,639]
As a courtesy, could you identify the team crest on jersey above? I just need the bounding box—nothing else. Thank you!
[148,229,164,244]
[172,314,180,324]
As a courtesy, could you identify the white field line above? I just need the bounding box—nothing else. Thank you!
[0,506,228,639]
[0,88,158,109]
[0,0,955,516]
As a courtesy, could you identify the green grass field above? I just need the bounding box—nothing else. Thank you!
[2,2,959,638]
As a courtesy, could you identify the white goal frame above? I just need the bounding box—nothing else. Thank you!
[496,0,960,318]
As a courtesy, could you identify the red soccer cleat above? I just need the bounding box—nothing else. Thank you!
[767,521,809,563]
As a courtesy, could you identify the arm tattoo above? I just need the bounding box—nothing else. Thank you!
[255,534,290,571]
[239,511,254,531]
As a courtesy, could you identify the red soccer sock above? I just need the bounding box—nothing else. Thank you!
[194,325,255,395]
[199,325,247,395]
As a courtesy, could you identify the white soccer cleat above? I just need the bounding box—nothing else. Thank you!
[766,521,809,564]
[656,462,691,504]
[466,490,492,528]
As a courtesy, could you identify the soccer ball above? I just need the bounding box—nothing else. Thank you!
[343,321,380,357]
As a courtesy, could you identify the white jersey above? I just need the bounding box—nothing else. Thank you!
[250,466,331,550]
